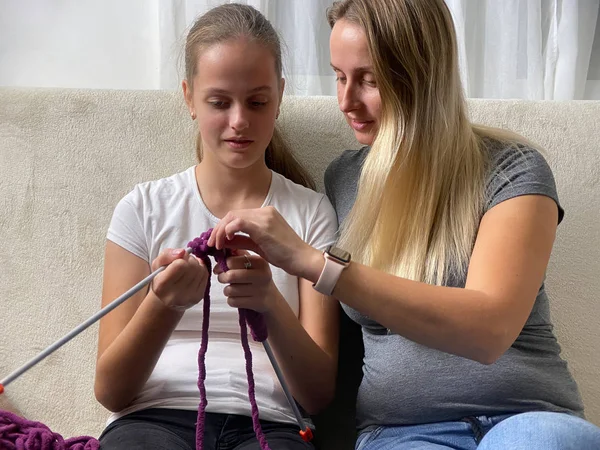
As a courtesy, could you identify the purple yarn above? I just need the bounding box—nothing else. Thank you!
[188,228,270,450]
[239,310,270,449]
[0,229,270,450]
[0,410,99,449]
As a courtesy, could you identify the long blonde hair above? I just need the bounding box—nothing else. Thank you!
[184,3,315,190]
[328,0,526,285]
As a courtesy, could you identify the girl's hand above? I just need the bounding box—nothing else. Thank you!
[150,248,209,311]
[207,206,322,280]
[214,251,280,313]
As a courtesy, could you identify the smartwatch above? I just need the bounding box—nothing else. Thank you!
[313,245,351,295]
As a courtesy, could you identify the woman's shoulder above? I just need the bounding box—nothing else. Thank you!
[324,146,369,194]
[325,146,370,176]
[483,137,546,167]
[481,137,564,222]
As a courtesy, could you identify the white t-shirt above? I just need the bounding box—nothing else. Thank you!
[105,166,337,425]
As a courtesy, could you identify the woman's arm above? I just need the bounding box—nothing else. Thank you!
[216,254,339,415]
[95,242,207,412]
[208,195,558,364]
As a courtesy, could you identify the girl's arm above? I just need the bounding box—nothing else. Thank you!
[264,278,339,415]
[216,255,339,415]
[94,242,207,412]
[209,195,558,364]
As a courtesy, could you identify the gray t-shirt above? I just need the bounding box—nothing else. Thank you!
[324,140,584,431]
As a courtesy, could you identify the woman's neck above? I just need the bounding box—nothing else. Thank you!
[195,159,273,219]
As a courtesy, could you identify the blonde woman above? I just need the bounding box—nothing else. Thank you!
[208,0,600,448]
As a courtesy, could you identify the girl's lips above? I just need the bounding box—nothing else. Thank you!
[225,139,253,149]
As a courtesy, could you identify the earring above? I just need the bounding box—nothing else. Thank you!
[191,111,196,120]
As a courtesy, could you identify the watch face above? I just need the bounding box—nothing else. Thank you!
[327,245,351,263]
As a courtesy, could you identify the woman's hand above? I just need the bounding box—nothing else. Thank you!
[214,252,280,314]
[150,248,209,311]
[207,206,323,281]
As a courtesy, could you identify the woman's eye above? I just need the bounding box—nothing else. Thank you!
[250,101,267,108]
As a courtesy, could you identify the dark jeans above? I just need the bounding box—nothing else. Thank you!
[99,408,315,450]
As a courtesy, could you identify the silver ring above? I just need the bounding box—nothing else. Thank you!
[243,255,252,270]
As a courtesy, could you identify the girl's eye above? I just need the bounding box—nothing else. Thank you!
[363,79,377,87]
[209,100,228,109]
[250,101,267,108]
[336,76,347,84]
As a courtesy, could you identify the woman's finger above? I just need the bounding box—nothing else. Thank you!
[210,214,232,249]
[220,235,263,255]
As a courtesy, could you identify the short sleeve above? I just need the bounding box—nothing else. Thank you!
[324,159,338,212]
[485,145,564,224]
[306,195,338,252]
[106,188,150,261]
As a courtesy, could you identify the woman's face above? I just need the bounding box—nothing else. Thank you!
[184,38,283,170]
[330,19,382,146]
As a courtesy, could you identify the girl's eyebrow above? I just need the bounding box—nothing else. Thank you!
[204,86,272,95]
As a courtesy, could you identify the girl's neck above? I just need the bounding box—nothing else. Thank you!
[195,158,273,219]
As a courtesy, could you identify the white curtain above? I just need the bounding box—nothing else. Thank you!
[1,0,599,100]
[157,0,336,94]
[446,0,600,100]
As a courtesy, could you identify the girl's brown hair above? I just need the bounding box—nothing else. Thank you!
[184,3,315,190]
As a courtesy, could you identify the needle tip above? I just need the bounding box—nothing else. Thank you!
[299,427,313,442]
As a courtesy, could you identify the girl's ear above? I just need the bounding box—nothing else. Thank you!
[277,78,285,119]
[278,78,285,103]
[182,79,195,116]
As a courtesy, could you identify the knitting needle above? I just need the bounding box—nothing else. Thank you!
[0,248,193,394]
[262,340,313,442]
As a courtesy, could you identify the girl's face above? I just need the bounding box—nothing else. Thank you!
[330,20,382,146]
[184,38,283,170]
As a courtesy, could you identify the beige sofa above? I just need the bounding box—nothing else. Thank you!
[0,88,598,448]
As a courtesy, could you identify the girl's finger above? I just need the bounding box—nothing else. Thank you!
[225,255,257,271]
[223,284,254,297]
[217,268,268,285]
[226,296,254,309]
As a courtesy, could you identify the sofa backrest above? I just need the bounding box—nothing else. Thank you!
[0,89,598,443]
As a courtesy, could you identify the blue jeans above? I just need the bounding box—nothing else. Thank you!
[355,412,600,450]
[99,408,313,449]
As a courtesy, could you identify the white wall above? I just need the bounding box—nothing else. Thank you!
[0,0,159,89]
[0,0,599,98]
